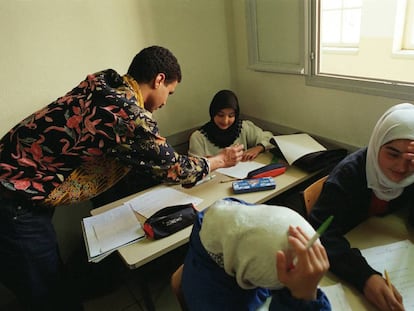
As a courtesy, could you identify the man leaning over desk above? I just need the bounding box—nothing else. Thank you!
[0,45,243,311]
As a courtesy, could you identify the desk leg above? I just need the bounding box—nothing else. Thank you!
[131,268,155,311]
[140,276,155,311]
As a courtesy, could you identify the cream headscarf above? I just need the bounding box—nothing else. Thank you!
[366,103,414,201]
[199,199,316,290]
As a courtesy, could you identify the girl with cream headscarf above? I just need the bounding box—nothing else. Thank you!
[181,198,331,311]
[309,103,414,311]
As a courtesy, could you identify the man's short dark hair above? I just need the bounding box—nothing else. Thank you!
[127,46,182,84]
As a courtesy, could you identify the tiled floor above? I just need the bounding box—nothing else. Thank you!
[82,266,182,311]
[0,245,187,311]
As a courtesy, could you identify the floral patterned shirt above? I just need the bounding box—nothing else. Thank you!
[0,69,208,207]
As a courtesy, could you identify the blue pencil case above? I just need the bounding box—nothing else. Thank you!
[232,177,276,194]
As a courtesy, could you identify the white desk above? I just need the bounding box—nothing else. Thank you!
[321,209,414,310]
[91,153,317,269]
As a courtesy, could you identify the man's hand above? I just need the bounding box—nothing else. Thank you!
[208,144,244,171]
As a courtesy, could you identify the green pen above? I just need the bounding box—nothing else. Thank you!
[306,215,334,249]
[288,215,334,269]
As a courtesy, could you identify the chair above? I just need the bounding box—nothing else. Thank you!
[170,264,188,311]
[302,175,328,215]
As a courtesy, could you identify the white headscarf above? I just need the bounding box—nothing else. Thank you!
[199,199,315,290]
[366,103,414,200]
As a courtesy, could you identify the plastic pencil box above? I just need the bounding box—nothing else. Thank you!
[246,163,286,179]
[232,177,276,194]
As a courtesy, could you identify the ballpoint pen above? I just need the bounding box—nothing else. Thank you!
[196,174,216,186]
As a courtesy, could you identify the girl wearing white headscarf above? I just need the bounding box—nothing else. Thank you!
[309,103,414,311]
[181,198,331,311]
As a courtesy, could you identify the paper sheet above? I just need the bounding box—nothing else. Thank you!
[361,240,414,310]
[321,283,352,311]
[82,204,144,262]
[215,161,265,179]
[126,186,203,218]
[271,133,326,165]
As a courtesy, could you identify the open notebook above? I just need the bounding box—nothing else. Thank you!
[270,133,347,172]
[82,204,145,263]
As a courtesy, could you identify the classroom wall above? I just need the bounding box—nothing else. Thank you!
[230,0,406,149]
[4,1,406,168]
[0,0,234,138]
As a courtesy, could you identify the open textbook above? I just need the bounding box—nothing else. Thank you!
[270,133,347,172]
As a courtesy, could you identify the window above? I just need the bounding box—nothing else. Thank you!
[320,0,362,49]
[308,0,414,101]
[402,0,414,50]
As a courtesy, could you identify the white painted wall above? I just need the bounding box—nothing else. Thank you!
[0,0,234,138]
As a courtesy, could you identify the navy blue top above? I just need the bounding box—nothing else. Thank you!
[309,148,414,292]
[182,209,331,311]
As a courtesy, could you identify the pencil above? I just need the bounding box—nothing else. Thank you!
[305,215,334,249]
[220,178,242,183]
[196,174,216,186]
[384,269,392,289]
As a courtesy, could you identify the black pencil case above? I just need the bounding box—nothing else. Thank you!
[143,203,196,239]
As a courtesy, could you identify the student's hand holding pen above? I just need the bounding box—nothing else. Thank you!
[241,145,265,161]
[363,274,405,311]
[276,226,329,301]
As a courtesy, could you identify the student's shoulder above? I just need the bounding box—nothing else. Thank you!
[241,120,264,132]
[328,147,367,185]
[189,129,204,139]
[241,119,257,127]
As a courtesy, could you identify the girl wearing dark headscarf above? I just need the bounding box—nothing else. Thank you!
[189,90,274,161]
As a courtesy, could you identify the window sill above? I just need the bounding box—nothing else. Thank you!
[306,74,414,101]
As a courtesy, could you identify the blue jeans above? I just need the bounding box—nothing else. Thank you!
[0,196,83,310]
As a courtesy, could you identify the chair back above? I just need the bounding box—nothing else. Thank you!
[303,175,328,215]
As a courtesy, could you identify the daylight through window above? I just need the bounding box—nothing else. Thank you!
[310,0,414,100]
